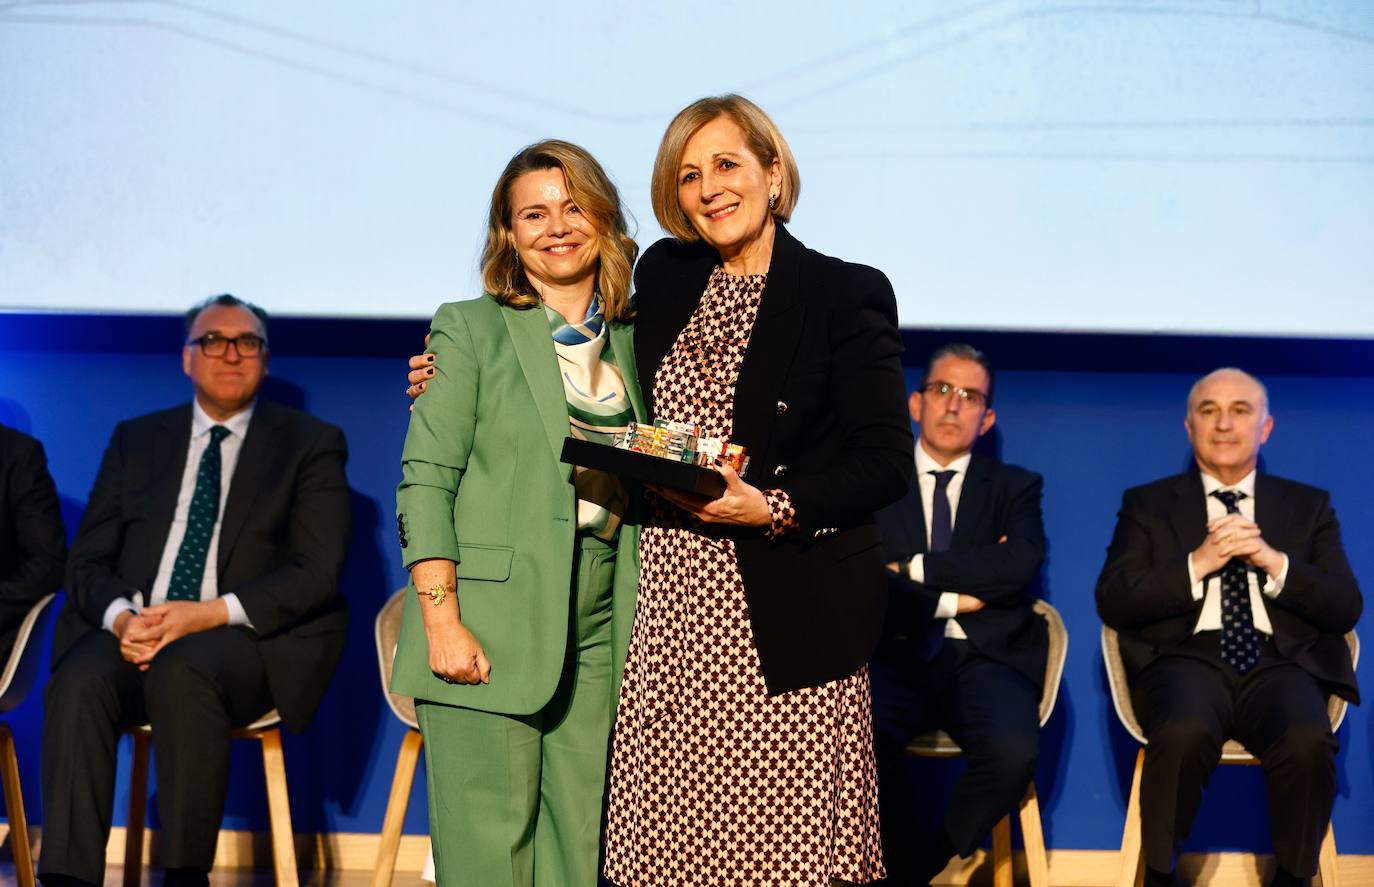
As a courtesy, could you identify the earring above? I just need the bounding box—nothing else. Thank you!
[769,192,778,209]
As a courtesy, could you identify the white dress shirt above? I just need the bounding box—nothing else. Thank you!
[904,442,970,639]
[1187,469,1289,636]
[103,400,255,632]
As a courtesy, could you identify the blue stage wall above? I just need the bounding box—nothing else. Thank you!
[0,312,1370,855]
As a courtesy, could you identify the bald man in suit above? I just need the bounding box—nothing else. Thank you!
[1096,368,1360,887]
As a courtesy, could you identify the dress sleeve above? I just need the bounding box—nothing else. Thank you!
[763,488,799,540]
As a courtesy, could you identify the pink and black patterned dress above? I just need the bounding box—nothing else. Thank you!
[603,267,885,887]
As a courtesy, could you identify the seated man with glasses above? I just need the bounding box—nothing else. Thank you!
[869,343,1049,885]
[40,294,351,887]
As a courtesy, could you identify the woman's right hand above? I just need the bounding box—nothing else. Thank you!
[426,619,491,685]
[406,334,433,405]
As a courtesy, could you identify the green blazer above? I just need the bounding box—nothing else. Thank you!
[391,295,644,715]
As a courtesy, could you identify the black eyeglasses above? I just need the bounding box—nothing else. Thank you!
[922,380,987,407]
[188,333,267,358]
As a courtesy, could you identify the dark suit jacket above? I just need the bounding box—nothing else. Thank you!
[58,400,352,731]
[633,223,914,695]
[0,425,66,647]
[1096,471,1361,704]
[876,453,1048,686]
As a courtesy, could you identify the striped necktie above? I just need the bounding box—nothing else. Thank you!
[166,425,231,601]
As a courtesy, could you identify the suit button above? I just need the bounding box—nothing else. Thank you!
[776,400,788,414]
[773,464,788,477]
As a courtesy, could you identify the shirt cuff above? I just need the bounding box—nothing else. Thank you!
[763,489,798,540]
[1187,553,1205,601]
[935,591,960,620]
[1262,554,1290,598]
[905,554,926,584]
[220,593,254,629]
[103,598,138,634]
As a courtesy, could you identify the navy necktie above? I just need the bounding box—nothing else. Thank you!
[922,470,958,660]
[1212,489,1260,674]
[166,425,231,601]
[929,470,956,553]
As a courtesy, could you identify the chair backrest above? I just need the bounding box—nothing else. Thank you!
[1033,599,1069,728]
[375,588,418,729]
[0,593,58,714]
[1100,624,1360,751]
[1100,624,1147,744]
[1330,630,1359,732]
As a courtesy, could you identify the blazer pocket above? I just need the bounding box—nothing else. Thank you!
[455,544,514,582]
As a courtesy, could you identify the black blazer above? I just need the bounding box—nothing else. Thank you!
[0,425,66,645]
[1096,471,1361,704]
[57,400,352,731]
[633,224,914,695]
[876,453,1048,686]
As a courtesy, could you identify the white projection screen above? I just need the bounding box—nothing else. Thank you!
[2,0,1372,335]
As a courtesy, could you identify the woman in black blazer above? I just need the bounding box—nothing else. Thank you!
[601,95,913,887]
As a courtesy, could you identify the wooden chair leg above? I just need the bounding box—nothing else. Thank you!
[0,725,35,887]
[373,729,424,887]
[123,732,151,887]
[1317,820,1339,887]
[991,813,1013,887]
[1116,747,1145,887]
[258,729,299,887]
[1017,780,1049,887]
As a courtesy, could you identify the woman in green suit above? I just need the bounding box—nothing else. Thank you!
[391,140,644,887]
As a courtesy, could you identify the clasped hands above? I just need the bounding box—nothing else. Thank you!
[114,599,229,671]
[1190,512,1284,578]
[649,462,771,528]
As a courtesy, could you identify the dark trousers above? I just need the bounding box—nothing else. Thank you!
[871,639,1041,881]
[39,627,273,884]
[1131,632,1336,877]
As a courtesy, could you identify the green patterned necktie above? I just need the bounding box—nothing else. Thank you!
[166,425,231,601]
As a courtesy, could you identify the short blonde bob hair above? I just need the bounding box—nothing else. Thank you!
[650,94,801,243]
[481,139,638,321]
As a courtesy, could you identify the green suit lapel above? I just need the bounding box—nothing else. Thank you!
[608,320,646,422]
[502,305,572,481]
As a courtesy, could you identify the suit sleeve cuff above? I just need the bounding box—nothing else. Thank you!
[1262,554,1290,598]
[103,598,138,634]
[1187,553,1205,601]
[934,591,959,619]
[220,593,254,629]
[906,554,926,584]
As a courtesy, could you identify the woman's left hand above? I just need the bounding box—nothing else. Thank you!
[650,462,772,527]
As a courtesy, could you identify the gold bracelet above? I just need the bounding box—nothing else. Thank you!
[421,583,448,607]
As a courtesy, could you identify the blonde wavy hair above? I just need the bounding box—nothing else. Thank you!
[650,94,801,243]
[481,140,638,320]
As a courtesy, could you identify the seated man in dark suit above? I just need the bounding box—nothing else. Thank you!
[1096,367,1360,887]
[0,424,66,657]
[870,344,1048,885]
[40,295,351,887]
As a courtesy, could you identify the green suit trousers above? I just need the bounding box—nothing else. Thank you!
[417,535,617,887]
